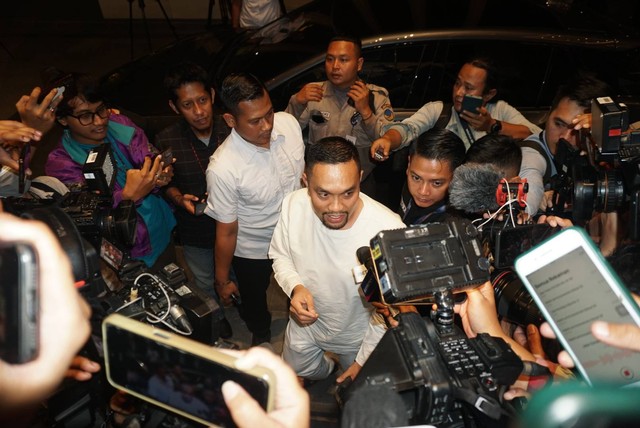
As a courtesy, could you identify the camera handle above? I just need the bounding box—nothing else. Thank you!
[432,289,455,325]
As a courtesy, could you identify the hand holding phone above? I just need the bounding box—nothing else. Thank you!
[221,347,310,428]
[514,227,640,386]
[103,314,275,426]
[0,213,91,410]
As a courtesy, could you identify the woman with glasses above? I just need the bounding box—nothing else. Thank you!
[45,73,176,269]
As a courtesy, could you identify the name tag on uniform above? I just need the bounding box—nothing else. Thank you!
[345,135,357,145]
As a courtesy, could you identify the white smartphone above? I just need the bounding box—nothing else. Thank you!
[514,227,640,387]
[102,314,275,426]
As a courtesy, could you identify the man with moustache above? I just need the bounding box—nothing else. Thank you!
[205,73,304,346]
[371,57,540,157]
[269,137,404,381]
[155,62,232,338]
[286,35,395,199]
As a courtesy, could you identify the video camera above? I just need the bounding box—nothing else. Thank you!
[547,97,640,239]
[98,262,224,345]
[346,218,525,426]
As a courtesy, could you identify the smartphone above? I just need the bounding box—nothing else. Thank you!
[461,94,483,114]
[160,148,173,166]
[514,227,640,386]
[0,242,39,364]
[102,314,275,426]
[194,194,207,216]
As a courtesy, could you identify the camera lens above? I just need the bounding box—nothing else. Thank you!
[492,269,543,326]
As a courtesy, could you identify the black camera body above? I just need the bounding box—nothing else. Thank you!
[370,218,490,303]
[344,312,523,425]
[58,191,137,250]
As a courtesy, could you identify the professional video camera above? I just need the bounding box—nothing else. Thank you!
[98,262,224,345]
[546,97,640,239]
[346,218,525,426]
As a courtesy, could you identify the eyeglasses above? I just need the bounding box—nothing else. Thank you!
[67,104,110,126]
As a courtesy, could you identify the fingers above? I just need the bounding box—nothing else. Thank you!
[0,120,42,144]
[370,138,390,160]
[526,324,545,358]
[222,381,270,428]
[539,322,556,339]
[591,321,640,352]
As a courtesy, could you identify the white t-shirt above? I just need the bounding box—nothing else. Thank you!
[205,112,304,259]
[239,0,282,29]
[270,188,405,356]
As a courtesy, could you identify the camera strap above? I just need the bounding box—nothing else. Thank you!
[453,386,503,420]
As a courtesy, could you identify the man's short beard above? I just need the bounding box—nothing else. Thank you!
[321,211,348,230]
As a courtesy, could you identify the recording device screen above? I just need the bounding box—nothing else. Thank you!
[104,322,271,426]
[525,246,640,385]
[492,224,560,269]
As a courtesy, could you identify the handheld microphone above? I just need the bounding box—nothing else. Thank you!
[169,304,192,334]
[356,246,374,271]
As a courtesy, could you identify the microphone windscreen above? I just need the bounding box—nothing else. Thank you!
[449,163,502,212]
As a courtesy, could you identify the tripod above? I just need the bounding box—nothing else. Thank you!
[127,0,179,59]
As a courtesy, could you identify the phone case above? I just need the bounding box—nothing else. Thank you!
[102,314,275,426]
[462,95,483,113]
[514,227,640,386]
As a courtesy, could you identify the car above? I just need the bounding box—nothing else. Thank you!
[99,0,640,139]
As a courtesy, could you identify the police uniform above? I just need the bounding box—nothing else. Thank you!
[286,81,395,189]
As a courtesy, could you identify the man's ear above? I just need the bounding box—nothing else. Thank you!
[57,117,68,127]
[210,88,215,102]
[223,113,236,128]
[359,170,363,182]
[302,172,308,188]
[483,88,497,104]
[168,100,180,115]
[357,57,364,73]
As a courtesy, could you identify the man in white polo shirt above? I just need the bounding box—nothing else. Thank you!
[205,73,304,345]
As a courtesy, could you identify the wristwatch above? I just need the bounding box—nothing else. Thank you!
[490,120,502,134]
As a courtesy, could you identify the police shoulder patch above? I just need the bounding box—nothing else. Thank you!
[382,104,395,121]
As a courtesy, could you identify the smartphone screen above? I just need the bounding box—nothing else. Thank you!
[516,230,640,386]
[0,243,38,364]
[492,224,560,269]
[104,319,272,426]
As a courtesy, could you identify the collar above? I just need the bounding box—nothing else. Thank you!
[228,124,283,162]
[61,119,135,165]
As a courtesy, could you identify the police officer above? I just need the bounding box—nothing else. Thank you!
[286,35,395,200]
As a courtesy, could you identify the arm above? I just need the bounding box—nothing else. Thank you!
[215,220,240,305]
[455,281,536,362]
[164,185,199,215]
[371,101,443,159]
[284,84,323,130]
[231,0,242,30]
[461,100,541,139]
[350,83,393,142]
